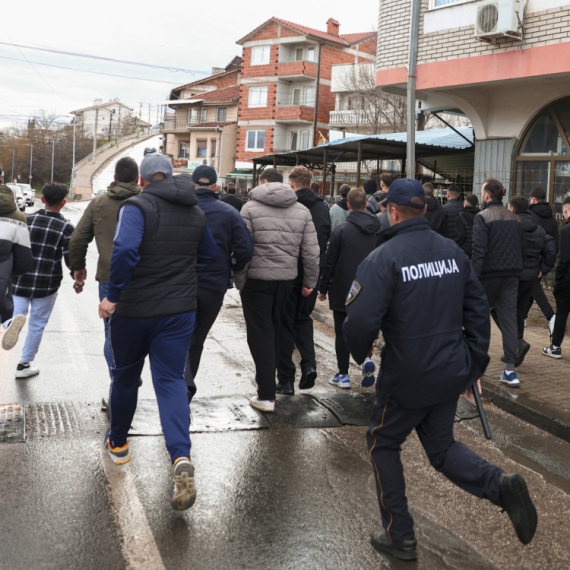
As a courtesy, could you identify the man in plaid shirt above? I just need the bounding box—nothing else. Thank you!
[12,183,74,378]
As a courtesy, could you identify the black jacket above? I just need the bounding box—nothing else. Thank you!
[220,193,244,212]
[319,211,380,312]
[471,200,525,278]
[424,197,445,234]
[343,217,490,409]
[529,201,558,251]
[455,206,480,258]
[517,210,556,281]
[116,174,210,319]
[296,187,331,274]
[556,220,570,284]
[442,198,464,240]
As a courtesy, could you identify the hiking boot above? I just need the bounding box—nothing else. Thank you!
[15,362,39,379]
[276,380,294,395]
[499,370,520,388]
[299,368,317,390]
[499,473,537,545]
[171,457,196,511]
[2,314,26,350]
[370,530,417,561]
[103,429,130,465]
[249,396,275,413]
[542,345,562,359]
[361,357,376,387]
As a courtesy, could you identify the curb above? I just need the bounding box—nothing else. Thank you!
[313,307,570,444]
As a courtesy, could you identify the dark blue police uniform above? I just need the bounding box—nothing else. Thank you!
[343,202,504,544]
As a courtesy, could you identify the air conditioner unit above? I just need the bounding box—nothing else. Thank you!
[475,0,524,43]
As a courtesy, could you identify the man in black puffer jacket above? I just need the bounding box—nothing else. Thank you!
[527,186,558,329]
[277,166,331,394]
[318,188,380,389]
[472,179,525,388]
[508,196,556,366]
[423,182,445,233]
[455,193,480,257]
[441,184,463,240]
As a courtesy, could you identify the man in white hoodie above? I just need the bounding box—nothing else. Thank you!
[236,169,320,413]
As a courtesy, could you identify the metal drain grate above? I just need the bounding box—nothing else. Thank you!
[0,404,25,443]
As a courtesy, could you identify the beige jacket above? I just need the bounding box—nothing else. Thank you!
[236,182,319,289]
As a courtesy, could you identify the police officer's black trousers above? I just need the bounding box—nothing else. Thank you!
[277,276,318,383]
[184,287,226,401]
[366,396,503,542]
[332,310,350,375]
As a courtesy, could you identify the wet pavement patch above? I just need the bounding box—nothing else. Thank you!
[26,402,106,439]
[312,393,373,426]
[0,404,25,443]
[262,394,342,429]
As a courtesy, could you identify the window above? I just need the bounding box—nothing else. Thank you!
[217,107,227,122]
[289,131,298,151]
[251,46,270,65]
[210,139,217,158]
[295,48,304,62]
[188,108,198,124]
[293,88,302,106]
[200,108,207,123]
[434,0,463,5]
[246,130,265,152]
[300,130,309,149]
[178,142,189,159]
[305,87,315,105]
[307,47,315,62]
[248,86,268,108]
[197,139,207,158]
[289,130,310,150]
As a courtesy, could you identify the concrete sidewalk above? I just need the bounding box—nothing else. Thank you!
[311,299,570,443]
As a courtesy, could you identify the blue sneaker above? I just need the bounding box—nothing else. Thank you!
[329,373,350,389]
[329,372,341,386]
[361,358,376,387]
[499,370,520,388]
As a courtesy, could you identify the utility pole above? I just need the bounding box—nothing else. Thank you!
[92,107,99,163]
[50,138,55,183]
[148,103,151,133]
[71,117,76,199]
[108,111,113,141]
[406,0,421,179]
[10,149,15,182]
[25,144,33,186]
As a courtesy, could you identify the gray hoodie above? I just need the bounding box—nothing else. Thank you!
[236,182,319,289]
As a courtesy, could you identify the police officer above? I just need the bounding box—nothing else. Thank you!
[342,179,537,561]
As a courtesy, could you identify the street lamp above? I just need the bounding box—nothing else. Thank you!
[50,138,55,183]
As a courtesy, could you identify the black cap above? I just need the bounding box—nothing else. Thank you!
[380,178,426,209]
[192,165,217,186]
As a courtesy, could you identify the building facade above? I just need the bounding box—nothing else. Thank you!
[235,18,377,167]
[375,0,570,218]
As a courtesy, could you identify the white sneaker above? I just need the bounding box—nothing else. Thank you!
[329,373,351,389]
[2,314,26,350]
[249,396,275,412]
[171,457,196,511]
[549,315,556,337]
[16,362,39,379]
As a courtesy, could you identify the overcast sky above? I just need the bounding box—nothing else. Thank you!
[1,0,378,129]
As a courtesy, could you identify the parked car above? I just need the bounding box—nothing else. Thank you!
[17,183,34,206]
[6,183,25,212]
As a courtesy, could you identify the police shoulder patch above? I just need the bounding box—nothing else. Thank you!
[345,281,361,305]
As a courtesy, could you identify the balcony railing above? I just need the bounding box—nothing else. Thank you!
[329,109,373,126]
[277,95,316,108]
[162,117,206,132]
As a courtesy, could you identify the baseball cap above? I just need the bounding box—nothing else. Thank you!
[192,165,217,186]
[140,153,173,181]
[380,178,426,209]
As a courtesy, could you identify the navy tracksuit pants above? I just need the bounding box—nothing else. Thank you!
[367,395,504,542]
[108,311,195,463]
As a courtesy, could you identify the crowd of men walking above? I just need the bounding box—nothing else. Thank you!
[3,151,566,559]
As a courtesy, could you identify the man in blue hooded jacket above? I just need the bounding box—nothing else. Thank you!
[343,178,537,561]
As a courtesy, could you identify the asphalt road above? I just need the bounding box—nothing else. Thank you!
[1,200,570,570]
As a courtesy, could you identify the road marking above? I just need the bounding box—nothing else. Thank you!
[101,451,166,570]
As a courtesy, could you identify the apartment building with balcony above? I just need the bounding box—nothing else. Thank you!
[235,17,377,169]
[375,0,570,217]
[162,58,241,176]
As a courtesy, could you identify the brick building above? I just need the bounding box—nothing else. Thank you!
[235,17,377,172]
[375,0,570,218]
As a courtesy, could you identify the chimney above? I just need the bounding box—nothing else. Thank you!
[327,18,340,36]
[211,67,224,76]
[93,98,103,106]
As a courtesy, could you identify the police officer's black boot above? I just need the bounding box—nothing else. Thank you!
[499,473,537,545]
[275,380,294,396]
[299,368,317,390]
[370,530,417,561]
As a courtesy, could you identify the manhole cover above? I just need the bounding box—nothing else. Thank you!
[313,393,374,426]
[0,404,25,443]
[262,394,341,429]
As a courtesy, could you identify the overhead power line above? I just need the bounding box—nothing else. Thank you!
[0,40,210,75]
[0,54,184,84]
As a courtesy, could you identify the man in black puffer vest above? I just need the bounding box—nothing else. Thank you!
[99,154,217,511]
[442,184,463,241]
[455,193,480,258]
[277,165,331,395]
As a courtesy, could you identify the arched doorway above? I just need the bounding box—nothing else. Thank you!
[515,97,570,220]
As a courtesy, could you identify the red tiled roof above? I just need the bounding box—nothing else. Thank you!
[237,17,376,47]
[171,68,239,94]
[186,85,240,103]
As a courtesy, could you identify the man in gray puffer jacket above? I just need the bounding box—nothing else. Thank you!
[236,169,320,413]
